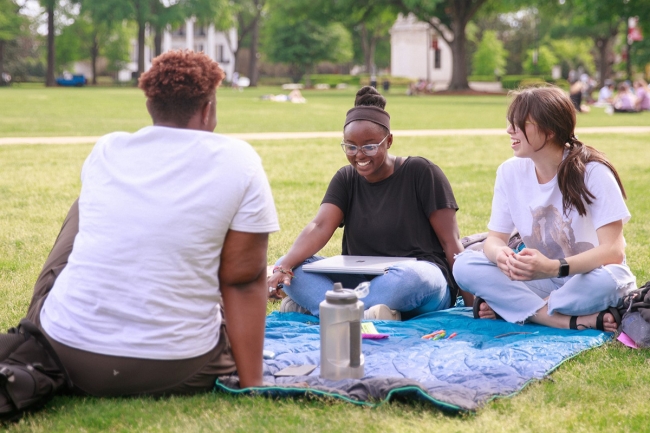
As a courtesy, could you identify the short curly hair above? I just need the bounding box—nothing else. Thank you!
[138,50,225,126]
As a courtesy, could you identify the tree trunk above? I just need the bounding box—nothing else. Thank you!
[91,32,99,85]
[359,25,378,75]
[0,41,5,80]
[137,21,146,78]
[447,16,469,90]
[154,26,162,57]
[595,37,612,85]
[46,2,56,87]
[248,10,260,86]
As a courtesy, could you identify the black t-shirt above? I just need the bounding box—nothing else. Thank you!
[322,156,459,300]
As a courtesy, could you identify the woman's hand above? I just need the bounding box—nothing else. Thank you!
[267,266,293,297]
[494,245,516,278]
[506,248,556,281]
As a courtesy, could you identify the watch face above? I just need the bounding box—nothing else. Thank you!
[559,259,570,277]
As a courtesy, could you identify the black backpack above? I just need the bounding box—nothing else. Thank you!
[619,281,650,348]
[0,319,72,423]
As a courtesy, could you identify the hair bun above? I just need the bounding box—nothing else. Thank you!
[354,86,386,109]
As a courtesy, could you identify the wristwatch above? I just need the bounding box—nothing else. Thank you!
[557,258,570,277]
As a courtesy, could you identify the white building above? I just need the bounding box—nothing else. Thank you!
[116,18,237,82]
[390,13,452,89]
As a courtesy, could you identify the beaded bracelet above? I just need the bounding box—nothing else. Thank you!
[272,266,295,279]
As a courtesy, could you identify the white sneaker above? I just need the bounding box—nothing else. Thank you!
[280,297,312,315]
[363,304,401,321]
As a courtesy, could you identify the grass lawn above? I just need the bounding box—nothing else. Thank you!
[1,85,650,432]
[1,84,650,137]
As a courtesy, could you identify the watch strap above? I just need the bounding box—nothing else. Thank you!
[558,258,569,277]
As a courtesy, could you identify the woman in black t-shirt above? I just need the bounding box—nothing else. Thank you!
[268,87,471,320]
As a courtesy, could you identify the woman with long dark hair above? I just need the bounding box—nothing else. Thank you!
[453,85,636,331]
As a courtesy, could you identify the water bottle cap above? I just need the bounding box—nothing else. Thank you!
[325,282,358,304]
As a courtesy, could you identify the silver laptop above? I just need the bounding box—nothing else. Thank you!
[302,255,416,275]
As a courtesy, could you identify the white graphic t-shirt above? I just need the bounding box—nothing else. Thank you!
[488,156,630,260]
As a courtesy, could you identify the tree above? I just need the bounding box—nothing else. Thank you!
[549,38,594,77]
[274,0,398,76]
[83,0,133,83]
[546,1,650,83]
[472,30,507,76]
[0,0,25,82]
[39,0,57,86]
[522,44,557,75]
[355,9,396,74]
[228,0,266,86]
[261,4,353,83]
[396,0,490,90]
[55,10,131,83]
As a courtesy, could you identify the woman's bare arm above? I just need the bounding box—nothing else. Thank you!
[268,203,343,289]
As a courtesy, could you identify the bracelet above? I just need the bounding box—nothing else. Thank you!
[273,266,295,279]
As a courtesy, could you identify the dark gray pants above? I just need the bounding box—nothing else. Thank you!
[26,200,236,397]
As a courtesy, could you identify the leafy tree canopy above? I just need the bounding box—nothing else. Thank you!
[472,29,507,76]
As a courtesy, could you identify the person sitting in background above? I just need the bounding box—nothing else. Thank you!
[27,50,279,396]
[596,80,615,106]
[633,79,650,111]
[613,82,639,113]
[268,86,469,321]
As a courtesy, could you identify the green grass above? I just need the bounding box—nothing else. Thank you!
[2,84,649,137]
[2,88,650,432]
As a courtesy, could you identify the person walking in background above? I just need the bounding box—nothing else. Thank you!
[453,85,636,332]
[569,79,589,113]
[231,71,240,91]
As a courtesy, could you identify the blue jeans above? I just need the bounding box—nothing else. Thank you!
[453,250,637,323]
[278,256,451,319]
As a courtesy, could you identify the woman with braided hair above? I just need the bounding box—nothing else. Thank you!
[268,86,469,320]
[453,85,636,331]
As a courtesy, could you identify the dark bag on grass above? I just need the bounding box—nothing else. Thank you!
[619,281,650,348]
[0,319,72,422]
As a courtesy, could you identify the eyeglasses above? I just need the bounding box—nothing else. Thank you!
[506,119,536,131]
[340,134,389,156]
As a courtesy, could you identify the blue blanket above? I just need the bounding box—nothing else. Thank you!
[215,308,611,411]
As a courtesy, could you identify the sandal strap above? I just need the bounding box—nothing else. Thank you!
[569,316,579,330]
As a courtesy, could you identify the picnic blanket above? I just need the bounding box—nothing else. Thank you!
[215,308,612,411]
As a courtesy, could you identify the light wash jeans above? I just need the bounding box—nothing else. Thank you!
[453,250,637,323]
[279,256,451,319]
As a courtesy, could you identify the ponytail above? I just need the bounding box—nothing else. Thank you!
[557,135,626,217]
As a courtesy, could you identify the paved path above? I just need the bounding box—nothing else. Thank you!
[1,126,649,146]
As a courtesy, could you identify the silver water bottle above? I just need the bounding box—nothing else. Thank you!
[319,282,368,380]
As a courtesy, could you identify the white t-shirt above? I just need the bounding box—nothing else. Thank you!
[41,126,279,360]
[488,156,630,260]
